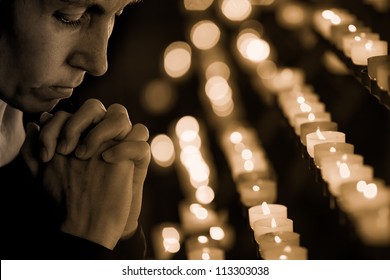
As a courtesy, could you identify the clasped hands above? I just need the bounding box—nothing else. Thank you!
[22,99,151,250]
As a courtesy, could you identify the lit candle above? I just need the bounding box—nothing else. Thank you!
[248,202,288,230]
[300,121,338,146]
[253,217,293,244]
[376,63,390,91]
[342,32,380,57]
[350,39,388,66]
[355,206,390,246]
[313,8,356,40]
[261,245,308,260]
[292,112,332,136]
[152,223,182,260]
[187,247,225,260]
[257,231,300,255]
[286,102,326,126]
[236,174,277,207]
[313,142,354,169]
[337,179,390,219]
[306,130,346,158]
[330,22,369,49]
[179,201,219,234]
[327,164,374,197]
[320,153,364,182]
[367,55,390,80]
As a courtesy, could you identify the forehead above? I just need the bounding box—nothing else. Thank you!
[52,0,140,13]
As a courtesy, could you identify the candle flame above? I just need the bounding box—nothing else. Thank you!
[363,183,377,199]
[283,246,292,253]
[252,185,260,192]
[308,113,316,121]
[339,163,350,178]
[297,96,305,104]
[348,24,357,32]
[271,218,277,228]
[261,201,271,215]
[230,131,242,144]
[356,180,366,192]
[316,128,326,140]
[274,235,282,243]
[365,40,373,50]
[201,252,210,260]
[300,103,312,112]
[330,147,337,153]
[198,235,209,243]
[279,254,288,260]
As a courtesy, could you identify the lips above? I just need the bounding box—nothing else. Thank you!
[51,86,74,94]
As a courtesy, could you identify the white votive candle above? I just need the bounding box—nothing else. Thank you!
[306,130,345,158]
[257,231,300,255]
[376,63,390,91]
[293,112,332,136]
[262,245,308,260]
[300,121,338,146]
[187,247,225,260]
[327,164,374,197]
[355,206,390,246]
[314,142,354,169]
[342,32,380,57]
[351,39,388,66]
[248,202,288,230]
[253,217,293,244]
[321,153,364,182]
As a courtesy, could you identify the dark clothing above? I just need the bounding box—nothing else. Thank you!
[1,154,146,260]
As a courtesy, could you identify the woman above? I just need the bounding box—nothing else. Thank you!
[0,0,150,259]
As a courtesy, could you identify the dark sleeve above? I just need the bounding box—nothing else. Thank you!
[49,225,146,260]
[112,225,147,260]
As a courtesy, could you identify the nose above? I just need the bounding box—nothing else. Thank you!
[68,22,111,76]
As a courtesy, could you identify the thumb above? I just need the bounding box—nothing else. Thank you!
[21,122,41,177]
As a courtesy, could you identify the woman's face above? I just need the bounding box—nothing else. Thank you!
[0,0,136,113]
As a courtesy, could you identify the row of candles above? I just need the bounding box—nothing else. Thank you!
[149,0,390,259]
[313,7,390,98]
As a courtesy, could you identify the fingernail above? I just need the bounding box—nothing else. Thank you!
[57,140,67,155]
[102,150,113,162]
[40,147,49,162]
[75,144,86,158]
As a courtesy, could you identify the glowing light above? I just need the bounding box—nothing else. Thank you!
[210,227,225,240]
[163,238,180,253]
[230,131,243,144]
[206,61,231,80]
[348,24,357,32]
[175,115,200,137]
[241,148,253,160]
[195,185,215,204]
[205,76,232,106]
[202,251,211,260]
[365,40,373,50]
[151,134,175,167]
[330,147,337,153]
[308,113,316,121]
[190,204,209,220]
[271,218,277,228]
[339,163,351,178]
[316,128,326,140]
[252,185,260,192]
[184,0,214,11]
[198,235,209,243]
[297,96,305,104]
[244,160,254,171]
[363,183,378,199]
[191,20,221,50]
[221,0,252,22]
[164,41,192,78]
[284,246,292,253]
[262,202,271,215]
[162,227,180,241]
[356,180,367,192]
[322,10,335,20]
[279,254,288,260]
[274,236,282,243]
[237,31,270,62]
[300,103,312,112]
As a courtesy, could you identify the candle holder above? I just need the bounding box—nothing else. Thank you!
[360,68,370,89]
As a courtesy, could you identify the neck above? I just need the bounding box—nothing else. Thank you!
[0,99,25,167]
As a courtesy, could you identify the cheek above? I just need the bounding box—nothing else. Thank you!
[13,19,69,85]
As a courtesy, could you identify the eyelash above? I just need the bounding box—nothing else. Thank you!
[54,12,84,28]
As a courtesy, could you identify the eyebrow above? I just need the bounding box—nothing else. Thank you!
[59,0,142,15]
